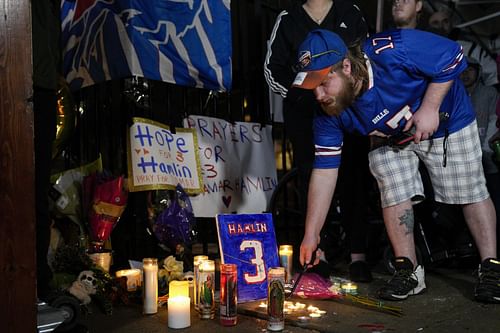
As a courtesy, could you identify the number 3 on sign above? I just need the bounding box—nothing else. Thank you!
[240,240,266,284]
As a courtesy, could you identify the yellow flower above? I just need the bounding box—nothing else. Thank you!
[164,255,183,273]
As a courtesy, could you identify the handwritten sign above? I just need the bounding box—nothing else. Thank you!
[183,115,278,217]
[128,117,203,193]
[216,213,279,302]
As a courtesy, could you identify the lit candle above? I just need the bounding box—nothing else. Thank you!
[167,280,190,329]
[279,245,293,284]
[115,269,141,291]
[168,296,191,329]
[220,263,238,326]
[193,255,208,308]
[198,259,215,319]
[142,258,158,314]
[169,280,189,298]
[267,267,285,331]
[341,282,358,295]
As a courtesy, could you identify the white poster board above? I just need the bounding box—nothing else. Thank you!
[128,117,203,193]
[183,115,278,217]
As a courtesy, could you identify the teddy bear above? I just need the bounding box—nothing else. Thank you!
[68,270,98,305]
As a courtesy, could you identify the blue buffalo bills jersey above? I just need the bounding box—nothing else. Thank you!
[313,29,476,169]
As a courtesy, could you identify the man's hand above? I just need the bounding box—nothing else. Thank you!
[406,80,453,144]
[406,108,440,143]
[300,233,321,268]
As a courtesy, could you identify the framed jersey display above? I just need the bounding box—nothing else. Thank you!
[216,213,279,302]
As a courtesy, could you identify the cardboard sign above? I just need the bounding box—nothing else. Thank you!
[216,213,279,303]
[128,117,203,193]
[183,115,278,217]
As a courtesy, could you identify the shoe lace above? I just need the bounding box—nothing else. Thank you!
[389,269,416,290]
[479,268,500,287]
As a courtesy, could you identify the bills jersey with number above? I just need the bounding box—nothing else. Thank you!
[313,28,475,169]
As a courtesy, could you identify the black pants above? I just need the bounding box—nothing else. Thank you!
[34,86,57,299]
[338,134,372,254]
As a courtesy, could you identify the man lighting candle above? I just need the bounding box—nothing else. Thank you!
[296,29,500,303]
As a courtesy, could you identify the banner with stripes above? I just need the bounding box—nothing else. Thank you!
[61,0,232,91]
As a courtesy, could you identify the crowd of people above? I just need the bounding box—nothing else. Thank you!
[265,0,499,303]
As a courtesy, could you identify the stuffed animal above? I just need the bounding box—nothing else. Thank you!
[68,270,98,304]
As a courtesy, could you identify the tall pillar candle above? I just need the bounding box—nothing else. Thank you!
[142,258,158,314]
[279,245,293,284]
[193,255,208,309]
[267,267,285,331]
[198,259,215,319]
[220,263,238,326]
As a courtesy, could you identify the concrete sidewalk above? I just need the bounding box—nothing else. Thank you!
[80,265,500,333]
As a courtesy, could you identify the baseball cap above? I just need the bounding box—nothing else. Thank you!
[292,29,348,90]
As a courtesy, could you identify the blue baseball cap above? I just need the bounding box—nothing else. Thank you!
[292,29,348,89]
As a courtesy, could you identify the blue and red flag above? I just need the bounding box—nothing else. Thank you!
[61,0,232,91]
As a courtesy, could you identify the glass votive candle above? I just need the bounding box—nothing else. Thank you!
[341,282,358,295]
[115,269,141,291]
[220,263,238,326]
[198,259,215,319]
[279,245,293,284]
[193,255,208,308]
[267,267,285,331]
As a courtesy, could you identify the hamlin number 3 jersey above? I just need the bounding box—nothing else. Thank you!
[313,28,476,169]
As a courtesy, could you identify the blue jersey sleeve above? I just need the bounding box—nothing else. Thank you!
[402,29,466,83]
[313,113,344,169]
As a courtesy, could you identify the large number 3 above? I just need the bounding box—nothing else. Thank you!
[240,240,266,284]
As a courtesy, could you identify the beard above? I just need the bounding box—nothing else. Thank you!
[393,15,412,28]
[319,72,356,117]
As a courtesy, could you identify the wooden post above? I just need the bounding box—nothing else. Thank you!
[0,0,37,331]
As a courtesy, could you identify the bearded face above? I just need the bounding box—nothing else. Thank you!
[314,69,356,117]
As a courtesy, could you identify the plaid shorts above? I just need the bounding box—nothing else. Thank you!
[368,121,489,208]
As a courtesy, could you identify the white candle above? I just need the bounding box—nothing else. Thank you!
[168,296,191,329]
[143,258,158,314]
[279,245,293,284]
[115,269,141,291]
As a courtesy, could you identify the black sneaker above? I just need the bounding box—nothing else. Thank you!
[377,257,426,301]
[475,258,500,303]
[349,260,373,283]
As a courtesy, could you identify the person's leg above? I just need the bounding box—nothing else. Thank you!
[369,143,426,300]
[462,198,497,260]
[416,121,499,303]
[338,134,372,281]
[382,200,418,267]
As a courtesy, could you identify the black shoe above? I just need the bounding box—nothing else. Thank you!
[475,258,500,303]
[349,261,373,282]
[377,257,426,301]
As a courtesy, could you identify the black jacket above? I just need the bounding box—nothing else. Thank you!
[264,0,367,99]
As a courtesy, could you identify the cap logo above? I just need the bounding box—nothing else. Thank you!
[298,50,311,67]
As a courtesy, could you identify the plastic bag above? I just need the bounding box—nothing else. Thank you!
[293,273,342,299]
[148,184,197,252]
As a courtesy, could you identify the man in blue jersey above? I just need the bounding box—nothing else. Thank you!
[295,29,499,302]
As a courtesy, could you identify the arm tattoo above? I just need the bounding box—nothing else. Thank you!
[398,209,414,235]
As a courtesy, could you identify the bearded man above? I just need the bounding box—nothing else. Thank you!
[295,29,500,303]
